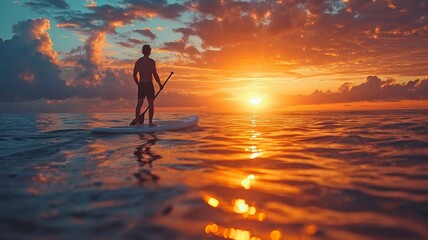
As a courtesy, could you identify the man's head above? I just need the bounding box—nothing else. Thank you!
[142,44,151,56]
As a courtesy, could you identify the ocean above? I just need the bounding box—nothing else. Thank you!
[0,110,427,240]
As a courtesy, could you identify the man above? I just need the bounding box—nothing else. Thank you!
[133,44,163,127]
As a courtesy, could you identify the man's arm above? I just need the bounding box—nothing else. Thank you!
[133,61,139,85]
[152,61,163,89]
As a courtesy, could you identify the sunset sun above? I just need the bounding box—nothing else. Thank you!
[249,97,262,105]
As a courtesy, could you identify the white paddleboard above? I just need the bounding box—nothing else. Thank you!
[91,116,199,134]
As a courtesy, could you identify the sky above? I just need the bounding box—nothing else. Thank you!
[0,0,427,113]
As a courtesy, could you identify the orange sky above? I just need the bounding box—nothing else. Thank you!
[0,0,427,113]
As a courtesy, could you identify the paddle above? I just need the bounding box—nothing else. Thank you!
[130,71,174,126]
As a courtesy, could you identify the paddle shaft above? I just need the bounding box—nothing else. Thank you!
[140,71,174,116]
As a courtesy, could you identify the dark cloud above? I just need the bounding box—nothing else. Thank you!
[55,4,133,34]
[190,14,259,48]
[0,19,136,102]
[117,37,144,48]
[190,0,250,17]
[123,0,187,19]
[55,1,187,34]
[0,19,71,101]
[74,32,106,84]
[161,40,200,56]
[117,42,133,48]
[133,29,156,40]
[288,76,428,105]
[25,0,69,11]
[173,27,194,42]
[72,68,135,100]
[129,38,144,45]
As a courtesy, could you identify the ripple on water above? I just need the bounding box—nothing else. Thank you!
[0,111,427,240]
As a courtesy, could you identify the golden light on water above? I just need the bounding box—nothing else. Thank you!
[203,117,275,239]
[257,212,266,221]
[205,223,260,240]
[270,230,282,240]
[249,131,262,140]
[250,152,260,159]
[248,206,256,215]
[241,174,256,189]
[205,223,219,234]
[204,195,265,219]
[245,145,262,159]
[233,199,250,214]
[205,196,220,208]
[304,224,318,235]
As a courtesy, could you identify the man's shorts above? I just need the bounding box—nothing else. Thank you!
[138,82,155,100]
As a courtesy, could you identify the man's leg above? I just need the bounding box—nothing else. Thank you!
[135,98,144,125]
[148,99,156,127]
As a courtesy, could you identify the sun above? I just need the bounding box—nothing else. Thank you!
[249,97,262,105]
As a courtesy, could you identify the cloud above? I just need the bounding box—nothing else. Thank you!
[178,0,428,74]
[123,0,187,19]
[23,0,428,76]
[0,18,71,101]
[161,40,200,56]
[0,19,136,102]
[288,76,428,105]
[74,32,106,85]
[133,28,156,40]
[190,0,250,17]
[12,18,58,62]
[25,0,69,11]
[55,5,134,34]
[117,38,145,48]
[64,68,134,101]
[190,15,258,48]
[49,0,427,76]
[85,0,97,8]
[55,1,187,34]
[173,27,194,42]
[117,42,133,48]
[129,38,144,45]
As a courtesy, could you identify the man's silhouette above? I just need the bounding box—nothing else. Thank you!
[133,45,163,127]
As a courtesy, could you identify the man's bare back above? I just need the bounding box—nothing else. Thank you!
[134,56,156,83]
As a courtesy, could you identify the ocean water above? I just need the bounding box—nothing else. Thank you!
[0,110,427,240]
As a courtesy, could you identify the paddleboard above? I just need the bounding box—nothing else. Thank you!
[91,116,199,134]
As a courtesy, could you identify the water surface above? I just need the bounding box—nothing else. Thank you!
[0,110,427,240]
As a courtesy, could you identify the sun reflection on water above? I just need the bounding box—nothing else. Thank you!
[205,223,259,240]
[249,131,262,140]
[206,196,220,208]
[203,116,281,239]
[241,174,255,189]
[205,223,282,240]
[245,145,263,159]
[233,199,249,214]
